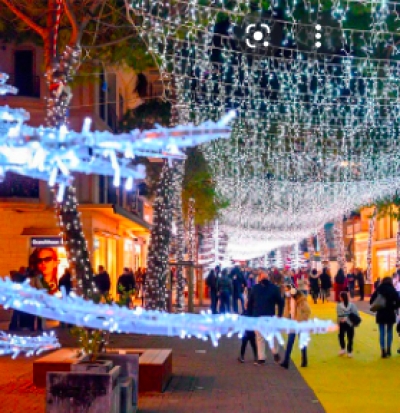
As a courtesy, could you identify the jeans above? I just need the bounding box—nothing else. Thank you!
[379,323,393,350]
[339,322,354,353]
[359,284,365,300]
[240,331,257,360]
[255,331,278,360]
[233,293,245,314]
[219,291,231,314]
[321,289,330,302]
[283,333,307,365]
[210,290,218,314]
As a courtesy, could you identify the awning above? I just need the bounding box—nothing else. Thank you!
[21,227,61,236]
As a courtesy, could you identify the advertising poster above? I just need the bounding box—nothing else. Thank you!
[29,237,68,294]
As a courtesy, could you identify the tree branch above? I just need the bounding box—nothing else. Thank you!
[81,33,137,49]
[63,0,79,45]
[0,0,46,38]
[77,0,104,43]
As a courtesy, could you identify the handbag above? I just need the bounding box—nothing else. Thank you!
[370,294,386,312]
[348,312,362,327]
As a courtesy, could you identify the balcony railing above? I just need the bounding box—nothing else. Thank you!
[8,73,41,98]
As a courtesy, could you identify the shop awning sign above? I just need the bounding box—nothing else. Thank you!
[30,237,63,248]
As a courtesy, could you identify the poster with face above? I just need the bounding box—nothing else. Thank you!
[29,238,68,295]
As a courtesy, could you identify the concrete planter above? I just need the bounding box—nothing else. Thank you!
[46,365,121,413]
[71,359,113,374]
[98,353,139,413]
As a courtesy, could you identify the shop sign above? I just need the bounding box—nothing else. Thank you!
[30,237,63,248]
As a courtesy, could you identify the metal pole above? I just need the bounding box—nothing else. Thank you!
[188,263,194,313]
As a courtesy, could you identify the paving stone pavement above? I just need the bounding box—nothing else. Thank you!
[0,327,325,413]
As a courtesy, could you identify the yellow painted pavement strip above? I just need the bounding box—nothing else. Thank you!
[290,301,400,413]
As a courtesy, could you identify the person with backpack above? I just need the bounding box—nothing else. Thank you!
[206,269,218,314]
[337,291,360,358]
[370,277,400,358]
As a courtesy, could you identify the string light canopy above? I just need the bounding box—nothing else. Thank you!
[0,278,335,350]
[125,0,400,257]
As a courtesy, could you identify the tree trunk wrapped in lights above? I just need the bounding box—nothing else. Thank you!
[187,198,196,261]
[172,160,186,313]
[318,227,330,270]
[334,218,347,274]
[55,186,96,298]
[145,162,174,311]
[366,208,377,282]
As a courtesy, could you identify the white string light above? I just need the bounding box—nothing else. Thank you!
[0,278,335,349]
[0,331,60,359]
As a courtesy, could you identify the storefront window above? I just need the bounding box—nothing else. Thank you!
[377,250,396,279]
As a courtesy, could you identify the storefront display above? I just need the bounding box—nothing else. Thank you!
[29,237,68,294]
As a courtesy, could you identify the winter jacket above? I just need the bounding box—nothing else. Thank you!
[206,271,218,291]
[335,270,346,285]
[320,272,332,290]
[370,283,400,325]
[218,275,233,295]
[309,273,320,292]
[232,274,246,296]
[337,302,359,327]
[95,271,111,294]
[293,295,311,322]
[247,279,284,317]
[117,273,136,295]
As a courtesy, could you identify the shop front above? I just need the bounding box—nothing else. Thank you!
[375,248,396,279]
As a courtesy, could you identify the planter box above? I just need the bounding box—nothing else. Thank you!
[33,348,84,388]
[72,359,113,374]
[46,366,121,413]
[98,353,139,410]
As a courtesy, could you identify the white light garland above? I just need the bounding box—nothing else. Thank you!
[0,278,335,349]
[0,331,60,359]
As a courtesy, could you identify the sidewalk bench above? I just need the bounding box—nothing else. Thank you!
[33,347,172,393]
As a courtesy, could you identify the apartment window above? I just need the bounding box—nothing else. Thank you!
[0,172,39,198]
[13,50,40,97]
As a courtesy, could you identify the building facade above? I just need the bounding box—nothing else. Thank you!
[0,41,157,298]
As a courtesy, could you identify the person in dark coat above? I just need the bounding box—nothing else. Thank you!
[59,268,73,328]
[309,269,320,304]
[370,277,400,358]
[8,267,27,331]
[59,268,72,296]
[319,267,332,303]
[206,269,218,314]
[356,269,365,301]
[117,267,136,306]
[231,270,246,314]
[95,265,111,296]
[346,270,356,298]
[334,268,347,302]
[247,269,284,365]
[218,269,233,314]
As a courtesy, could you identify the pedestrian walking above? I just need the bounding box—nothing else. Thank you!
[218,269,233,314]
[95,265,111,297]
[247,268,284,365]
[280,287,311,369]
[231,270,246,314]
[337,291,359,357]
[309,269,320,304]
[320,267,332,303]
[356,269,365,301]
[237,299,257,363]
[117,267,136,307]
[334,268,347,302]
[370,277,400,358]
[347,270,356,298]
[206,269,218,314]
